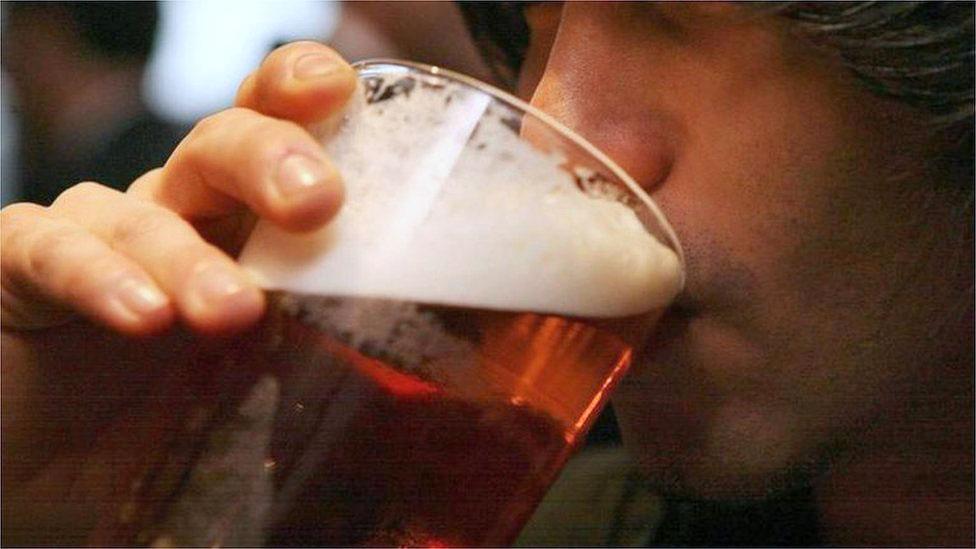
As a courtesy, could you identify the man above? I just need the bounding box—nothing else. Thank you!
[2,2,972,546]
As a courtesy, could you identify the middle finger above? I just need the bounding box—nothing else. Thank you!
[50,183,265,333]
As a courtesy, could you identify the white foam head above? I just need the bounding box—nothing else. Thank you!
[239,66,682,318]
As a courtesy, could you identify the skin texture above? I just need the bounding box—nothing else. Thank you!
[1,4,972,546]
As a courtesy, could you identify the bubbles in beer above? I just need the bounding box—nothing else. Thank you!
[277,293,479,393]
[240,71,682,318]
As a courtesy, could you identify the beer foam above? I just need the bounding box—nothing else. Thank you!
[240,72,682,318]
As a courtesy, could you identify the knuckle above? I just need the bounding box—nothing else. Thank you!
[110,209,183,249]
[1,204,49,279]
[172,118,226,173]
[190,110,228,137]
[193,107,250,135]
[51,181,112,210]
[127,168,166,197]
[1,202,45,226]
[183,108,254,149]
[173,108,260,180]
[25,225,82,281]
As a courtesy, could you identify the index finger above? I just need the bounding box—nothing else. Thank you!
[235,41,357,125]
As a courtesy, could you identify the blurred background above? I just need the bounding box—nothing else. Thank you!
[0,0,494,206]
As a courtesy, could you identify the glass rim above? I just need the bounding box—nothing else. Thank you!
[352,58,686,289]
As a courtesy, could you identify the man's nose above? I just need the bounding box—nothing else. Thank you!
[526,4,678,195]
[530,71,677,195]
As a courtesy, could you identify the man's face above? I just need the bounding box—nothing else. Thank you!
[522,3,972,498]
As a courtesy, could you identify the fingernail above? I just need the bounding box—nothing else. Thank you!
[191,263,250,306]
[115,277,168,317]
[293,53,340,80]
[187,263,264,330]
[275,154,329,198]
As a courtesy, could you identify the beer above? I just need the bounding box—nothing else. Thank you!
[90,62,684,547]
[96,292,641,547]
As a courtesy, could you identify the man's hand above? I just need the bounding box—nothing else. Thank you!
[2,42,355,336]
[0,42,356,545]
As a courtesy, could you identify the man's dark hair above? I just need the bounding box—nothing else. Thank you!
[457,2,529,88]
[8,1,159,64]
[772,2,974,126]
[771,2,974,185]
[458,2,974,182]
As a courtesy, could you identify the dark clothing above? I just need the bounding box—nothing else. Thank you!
[651,489,821,547]
[518,446,821,547]
[17,110,188,205]
[516,447,661,547]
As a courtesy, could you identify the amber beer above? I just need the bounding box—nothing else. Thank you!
[92,61,683,547]
[97,291,648,547]
[264,291,643,547]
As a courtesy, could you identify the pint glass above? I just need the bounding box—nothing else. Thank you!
[94,60,684,547]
